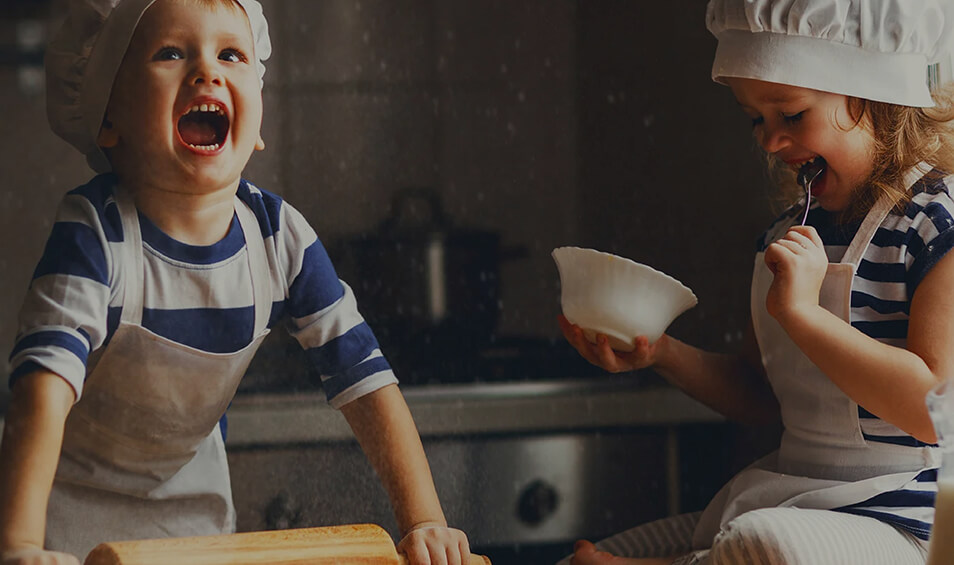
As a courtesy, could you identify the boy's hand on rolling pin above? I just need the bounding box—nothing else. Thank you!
[397,522,470,565]
[763,226,828,323]
[1,548,80,565]
[559,315,660,373]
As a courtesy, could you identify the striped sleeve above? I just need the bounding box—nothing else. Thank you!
[276,201,397,408]
[8,176,117,399]
[904,183,954,293]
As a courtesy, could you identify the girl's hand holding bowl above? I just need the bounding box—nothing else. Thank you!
[558,314,663,373]
[553,246,697,371]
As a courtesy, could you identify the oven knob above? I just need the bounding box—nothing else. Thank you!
[517,479,559,525]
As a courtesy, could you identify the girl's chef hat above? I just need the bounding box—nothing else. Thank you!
[706,0,954,108]
[45,0,272,173]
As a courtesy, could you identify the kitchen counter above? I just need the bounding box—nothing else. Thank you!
[0,375,721,442]
[225,374,722,447]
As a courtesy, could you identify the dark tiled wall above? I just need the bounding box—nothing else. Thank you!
[248,0,581,340]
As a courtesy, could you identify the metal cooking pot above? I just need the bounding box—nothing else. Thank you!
[337,187,524,381]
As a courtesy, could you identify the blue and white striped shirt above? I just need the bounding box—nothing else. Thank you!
[758,170,954,540]
[9,174,397,408]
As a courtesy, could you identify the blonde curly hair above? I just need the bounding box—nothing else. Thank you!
[766,83,954,223]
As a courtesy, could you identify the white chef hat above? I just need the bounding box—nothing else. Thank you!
[45,0,272,173]
[706,0,954,108]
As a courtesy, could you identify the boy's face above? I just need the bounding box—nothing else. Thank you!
[100,0,264,195]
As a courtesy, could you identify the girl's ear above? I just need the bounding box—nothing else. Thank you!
[97,116,119,148]
[255,135,265,151]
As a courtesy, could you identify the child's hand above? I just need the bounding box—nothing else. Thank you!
[397,522,470,565]
[558,315,660,373]
[764,225,828,322]
[1,548,80,565]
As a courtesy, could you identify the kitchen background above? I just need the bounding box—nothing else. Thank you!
[0,1,788,563]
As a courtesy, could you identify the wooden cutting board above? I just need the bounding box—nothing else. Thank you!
[83,524,491,565]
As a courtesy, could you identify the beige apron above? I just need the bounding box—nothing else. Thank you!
[46,187,271,559]
[694,173,939,548]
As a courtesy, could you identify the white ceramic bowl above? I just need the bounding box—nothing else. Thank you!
[552,246,697,351]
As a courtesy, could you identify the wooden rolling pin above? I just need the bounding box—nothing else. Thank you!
[83,524,491,565]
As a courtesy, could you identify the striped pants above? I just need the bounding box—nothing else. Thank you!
[555,508,928,564]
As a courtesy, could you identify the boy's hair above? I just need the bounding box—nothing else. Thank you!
[766,84,954,222]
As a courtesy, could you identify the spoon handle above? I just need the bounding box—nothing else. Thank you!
[797,158,826,226]
[800,181,812,226]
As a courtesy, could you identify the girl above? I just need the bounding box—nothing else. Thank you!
[560,0,954,564]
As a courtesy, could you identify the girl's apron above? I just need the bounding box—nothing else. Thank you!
[693,173,939,548]
[45,187,271,559]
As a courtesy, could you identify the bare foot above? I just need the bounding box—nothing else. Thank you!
[569,540,677,565]
[570,540,635,565]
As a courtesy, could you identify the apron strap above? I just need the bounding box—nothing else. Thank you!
[841,162,933,267]
[113,185,145,326]
[234,195,272,336]
[840,196,893,267]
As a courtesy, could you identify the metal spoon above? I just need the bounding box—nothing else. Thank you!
[796,157,826,226]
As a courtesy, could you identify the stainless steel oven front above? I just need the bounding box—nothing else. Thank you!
[225,379,724,561]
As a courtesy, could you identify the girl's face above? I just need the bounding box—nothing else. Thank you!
[100,0,264,196]
[726,77,876,213]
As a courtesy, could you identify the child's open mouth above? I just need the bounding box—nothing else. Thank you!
[791,155,828,196]
[177,102,230,152]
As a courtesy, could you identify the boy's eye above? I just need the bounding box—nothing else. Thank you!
[782,111,805,123]
[750,116,764,128]
[219,49,247,63]
[154,47,183,61]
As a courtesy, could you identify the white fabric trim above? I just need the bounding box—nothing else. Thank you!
[712,30,935,107]
[328,372,398,410]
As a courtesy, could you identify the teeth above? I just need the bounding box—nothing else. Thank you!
[187,143,221,151]
[186,103,224,115]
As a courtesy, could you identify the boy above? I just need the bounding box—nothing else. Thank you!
[0,1,470,564]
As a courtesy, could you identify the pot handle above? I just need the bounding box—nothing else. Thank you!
[381,187,449,233]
